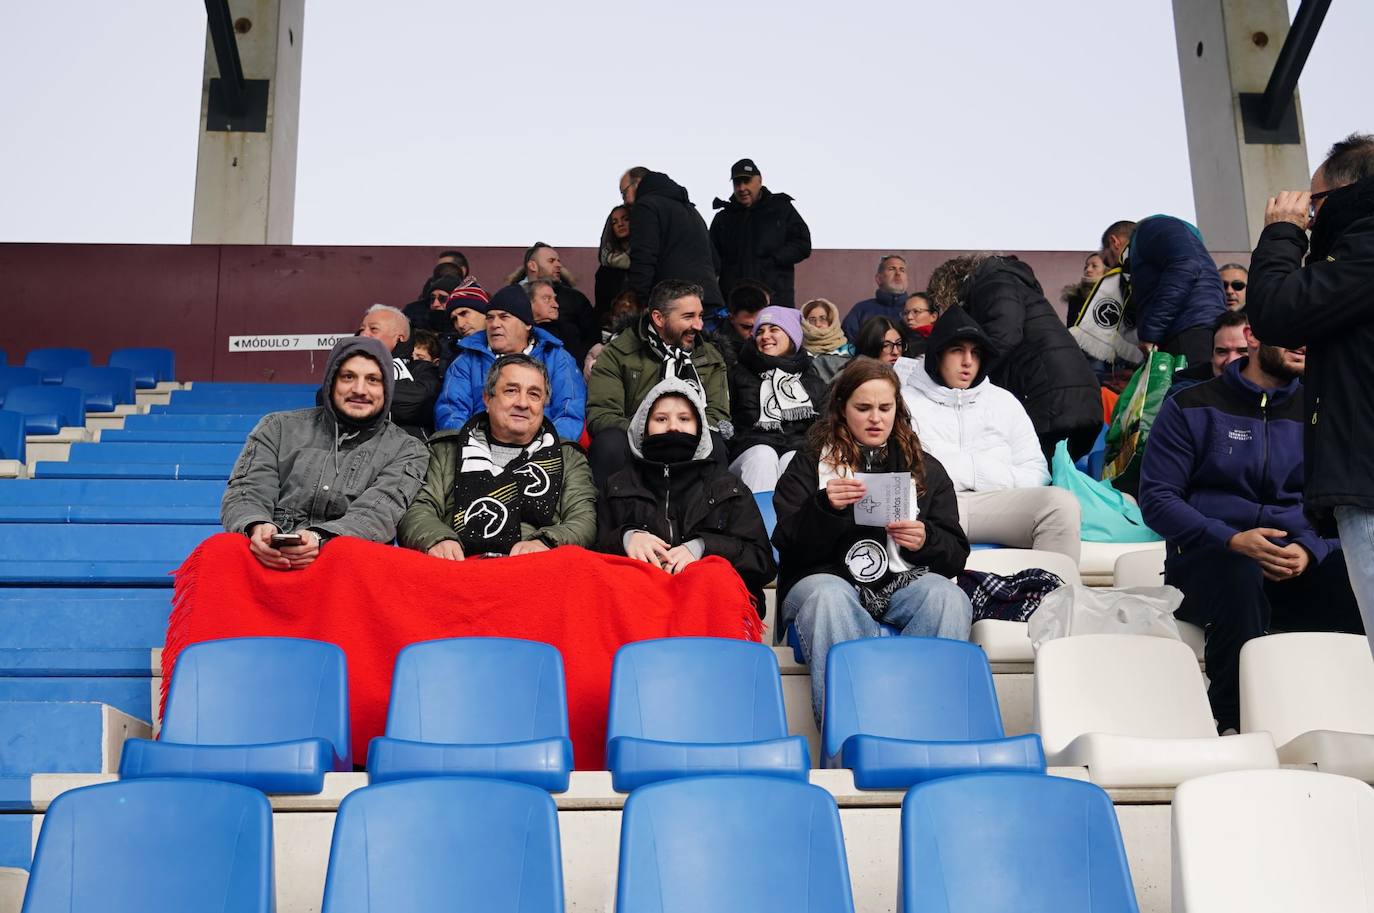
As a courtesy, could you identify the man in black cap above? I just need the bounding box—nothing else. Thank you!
[710,158,812,309]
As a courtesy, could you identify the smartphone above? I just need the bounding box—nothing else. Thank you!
[270,533,304,548]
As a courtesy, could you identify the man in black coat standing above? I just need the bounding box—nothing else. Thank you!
[1247,131,1374,655]
[709,158,812,309]
[620,166,724,310]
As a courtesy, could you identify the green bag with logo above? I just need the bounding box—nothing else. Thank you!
[1101,351,1188,496]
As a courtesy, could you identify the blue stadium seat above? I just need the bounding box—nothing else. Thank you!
[367,637,573,791]
[0,410,23,464]
[32,461,233,480]
[23,778,273,913]
[150,402,294,415]
[0,350,5,365]
[123,413,261,431]
[60,366,136,413]
[0,523,215,585]
[107,347,175,389]
[23,347,90,385]
[99,429,250,443]
[0,479,224,523]
[63,441,243,464]
[321,777,564,913]
[606,638,809,791]
[0,366,41,405]
[899,772,1139,913]
[119,637,351,793]
[823,637,1045,789]
[616,776,855,913]
[2,385,85,435]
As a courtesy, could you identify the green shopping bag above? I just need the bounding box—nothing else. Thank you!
[1102,351,1188,496]
[1051,442,1162,543]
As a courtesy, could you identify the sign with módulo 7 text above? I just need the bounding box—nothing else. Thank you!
[227,334,348,352]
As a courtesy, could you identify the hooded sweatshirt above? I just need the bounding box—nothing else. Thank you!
[901,306,1050,492]
[597,376,777,611]
[221,336,430,542]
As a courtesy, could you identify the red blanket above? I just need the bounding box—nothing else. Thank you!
[165,534,762,769]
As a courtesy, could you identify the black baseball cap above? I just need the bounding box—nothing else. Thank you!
[731,158,760,181]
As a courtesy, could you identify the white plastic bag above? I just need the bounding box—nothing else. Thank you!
[1028,584,1185,652]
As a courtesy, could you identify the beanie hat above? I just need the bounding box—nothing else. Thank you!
[752,305,804,352]
[430,275,463,294]
[487,284,534,327]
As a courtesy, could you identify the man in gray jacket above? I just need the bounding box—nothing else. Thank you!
[221,336,430,570]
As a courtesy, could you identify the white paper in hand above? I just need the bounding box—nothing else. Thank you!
[853,471,913,527]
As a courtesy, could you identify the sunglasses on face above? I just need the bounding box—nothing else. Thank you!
[1226,280,1246,292]
[1308,187,1336,221]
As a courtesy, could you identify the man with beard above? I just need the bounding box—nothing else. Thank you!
[221,336,429,570]
[842,255,911,342]
[586,279,730,486]
[1139,325,1363,734]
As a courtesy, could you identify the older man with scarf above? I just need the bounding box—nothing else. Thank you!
[728,305,827,493]
[400,354,596,559]
[585,278,731,486]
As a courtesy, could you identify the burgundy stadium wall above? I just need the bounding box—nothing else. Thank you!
[0,244,1248,383]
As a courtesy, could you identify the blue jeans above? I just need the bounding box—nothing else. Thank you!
[783,573,973,725]
[1335,507,1374,658]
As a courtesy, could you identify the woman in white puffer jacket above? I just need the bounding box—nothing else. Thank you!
[901,305,1082,562]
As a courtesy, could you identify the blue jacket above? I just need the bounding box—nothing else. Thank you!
[434,328,587,440]
[1139,358,1334,563]
[1127,216,1227,345]
[842,289,908,342]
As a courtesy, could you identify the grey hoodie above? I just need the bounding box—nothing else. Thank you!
[625,375,715,462]
[220,336,430,542]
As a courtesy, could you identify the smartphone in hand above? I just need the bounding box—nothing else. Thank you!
[270,533,304,548]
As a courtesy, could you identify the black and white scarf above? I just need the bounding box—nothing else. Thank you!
[644,317,702,393]
[451,415,563,555]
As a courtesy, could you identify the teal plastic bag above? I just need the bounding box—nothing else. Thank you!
[1051,441,1162,543]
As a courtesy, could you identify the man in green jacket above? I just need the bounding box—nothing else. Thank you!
[399,354,597,558]
[585,279,731,485]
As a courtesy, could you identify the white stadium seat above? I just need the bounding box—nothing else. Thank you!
[1240,632,1374,780]
[1034,634,1277,787]
[1112,547,1205,661]
[965,549,1081,663]
[1172,769,1374,913]
[1079,540,1164,586]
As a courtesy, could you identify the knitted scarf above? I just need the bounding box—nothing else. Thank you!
[643,316,703,392]
[802,308,849,354]
[740,344,814,431]
[452,415,563,555]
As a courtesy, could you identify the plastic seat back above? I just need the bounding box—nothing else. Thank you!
[24,347,90,384]
[108,347,175,388]
[1034,634,1215,757]
[1240,633,1374,746]
[22,778,274,913]
[616,776,854,913]
[2,385,85,434]
[607,638,789,744]
[0,410,23,463]
[162,637,351,763]
[901,772,1138,913]
[0,366,41,404]
[965,547,1082,585]
[1111,548,1165,587]
[1172,769,1374,912]
[322,777,563,913]
[61,366,136,412]
[385,637,568,744]
[824,637,1006,759]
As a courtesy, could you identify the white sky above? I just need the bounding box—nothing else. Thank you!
[0,0,1368,249]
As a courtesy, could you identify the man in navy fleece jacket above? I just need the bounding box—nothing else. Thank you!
[1139,324,1363,732]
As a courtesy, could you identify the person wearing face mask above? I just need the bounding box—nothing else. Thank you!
[597,377,776,612]
[221,336,430,571]
[902,307,1082,563]
[727,305,827,493]
[773,357,972,724]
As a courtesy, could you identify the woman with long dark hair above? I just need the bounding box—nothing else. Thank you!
[594,205,632,324]
[772,357,972,722]
[854,315,907,367]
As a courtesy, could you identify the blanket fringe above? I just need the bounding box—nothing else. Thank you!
[160,537,210,731]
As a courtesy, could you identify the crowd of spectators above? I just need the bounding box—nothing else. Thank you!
[224,135,1374,728]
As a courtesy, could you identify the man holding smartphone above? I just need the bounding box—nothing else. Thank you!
[221,336,430,570]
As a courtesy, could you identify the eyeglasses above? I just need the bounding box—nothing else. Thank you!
[1308,188,1336,222]
[880,340,904,352]
[903,308,935,318]
[1226,280,1246,292]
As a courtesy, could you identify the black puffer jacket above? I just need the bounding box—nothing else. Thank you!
[597,377,776,612]
[627,171,724,308]
[1247,174,1374,512]
[959,257,1102,440]
[710,188,812,308]
[727,343,828,459]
